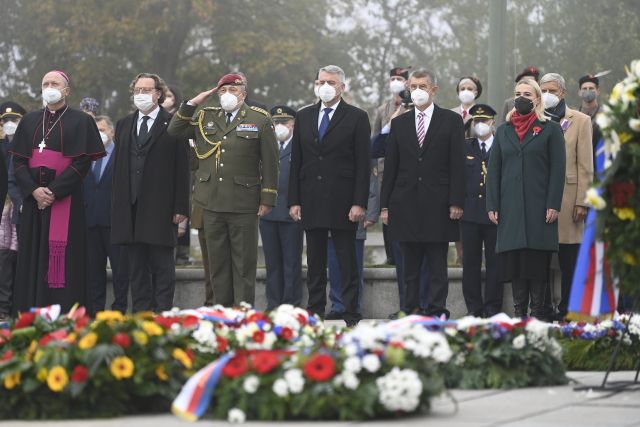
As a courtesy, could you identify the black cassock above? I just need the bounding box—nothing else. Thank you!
[10,106,104,314]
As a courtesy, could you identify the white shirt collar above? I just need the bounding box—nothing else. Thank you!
[479,134,494,151]
[279,136,292,151]
[138,105,160,121]
[321,99,340,112]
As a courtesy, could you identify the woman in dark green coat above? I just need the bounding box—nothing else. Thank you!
[486,78,565,318]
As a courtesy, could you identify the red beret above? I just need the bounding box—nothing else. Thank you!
[216,73,244,90]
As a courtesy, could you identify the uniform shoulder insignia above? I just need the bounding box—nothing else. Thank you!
[249,105,270,117]
[203,106,222,111]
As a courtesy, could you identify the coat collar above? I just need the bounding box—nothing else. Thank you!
[505,118,548,150]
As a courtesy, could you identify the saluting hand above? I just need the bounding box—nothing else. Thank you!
[189,87,217,107]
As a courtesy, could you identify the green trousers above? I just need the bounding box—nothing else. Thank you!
[202,210,258,306]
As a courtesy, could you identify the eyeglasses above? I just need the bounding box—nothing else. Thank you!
[132,87,157,95]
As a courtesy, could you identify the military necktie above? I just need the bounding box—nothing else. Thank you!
[138,115,150,144]
[318,107,332,142]
[481,141,487,158]
[279,141,285,154]
[226,112,233,126]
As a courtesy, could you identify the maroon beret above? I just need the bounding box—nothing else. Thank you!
[215,73,244,90]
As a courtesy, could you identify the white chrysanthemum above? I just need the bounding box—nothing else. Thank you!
[376,368,423,412]
[631,60,640,78]
[629,118,640,132]
[342,372,360,390]
[595,111,612,129]
[272,378,289,397]
[284,369,305,394]
[362,354,381,373]
[228,408,246,423]
[585,188,607,210]
[243,375,259,394]
[343,356,362,373]
[512,334,526,350]
[192,321,216,347]
[609,82,624,105]
[628,316,640,338]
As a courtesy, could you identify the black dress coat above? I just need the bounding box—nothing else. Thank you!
[380,105,466,242]
[288,100,371,230]
[111,108,190,247]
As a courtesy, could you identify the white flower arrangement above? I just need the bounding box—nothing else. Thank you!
[376,368,423,412]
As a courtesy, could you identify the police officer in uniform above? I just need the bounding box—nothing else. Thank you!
[168,73,279,306]
[461,104,502,317]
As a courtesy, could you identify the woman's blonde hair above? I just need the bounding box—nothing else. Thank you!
[506,78,547,122]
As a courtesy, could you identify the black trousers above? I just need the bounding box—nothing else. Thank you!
[461,221,502,317]
[382,223,395,264]
[0,249,17,314]
[305,228,360,322]
[87,226,129,314]
[513,279,546,318]
[557,243,580,316]
[399,241,449,318]
[128,243,175,312]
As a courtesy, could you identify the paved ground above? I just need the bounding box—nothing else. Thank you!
[2,371,638,426]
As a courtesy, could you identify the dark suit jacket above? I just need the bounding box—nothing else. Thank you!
[380,104,466,242]
[462,137,493,225]
[84,145,116,228]
[262,139,294,222]
[111,108,190,247]
[288,100,371,230]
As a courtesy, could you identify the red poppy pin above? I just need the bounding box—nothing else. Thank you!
[532,126,542,136]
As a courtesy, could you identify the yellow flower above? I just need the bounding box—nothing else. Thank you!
[37,367,48,382]
[609,82,623,105]
[95,310,125,323]
[132,330,148,346]
[66,332,77,344]
[3,372,21,389]
[110,356,135,380]
[623,252,638,266]
[142,321,163,336]
[613,207,637,221]
[618,132,633,144]
[78,332,98,350]
[26,340,38,360]
[155,364,169,381]
[172,348,192,369]
[34,349,44,363]
[47,366,68,392]
[585,188,607,210]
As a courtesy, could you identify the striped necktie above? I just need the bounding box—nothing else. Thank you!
[417,112,426,147]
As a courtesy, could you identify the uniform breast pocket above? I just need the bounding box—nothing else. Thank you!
[193,170,211,206]
[233,176,261,210]
[236,131,259,140]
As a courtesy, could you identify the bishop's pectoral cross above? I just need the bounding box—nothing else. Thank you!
[38,140,47,153]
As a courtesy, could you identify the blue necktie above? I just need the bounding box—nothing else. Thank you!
[93,156,103,182]
[318,107,332,142]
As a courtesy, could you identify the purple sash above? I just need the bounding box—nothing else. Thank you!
[28,149,73,288]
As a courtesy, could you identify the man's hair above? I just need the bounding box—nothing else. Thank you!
[410,69,438,86]
[318,65,346,83]
[539,73,566,92]
[95,115,114,130]
[129,72,167,104]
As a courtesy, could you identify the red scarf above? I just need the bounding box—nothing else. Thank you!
[510,111,538,142]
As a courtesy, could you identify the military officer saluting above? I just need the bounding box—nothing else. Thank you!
[168,73,279,307]
[460,104,502,317]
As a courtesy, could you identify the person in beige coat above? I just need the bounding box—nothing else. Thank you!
[540,73,594,319]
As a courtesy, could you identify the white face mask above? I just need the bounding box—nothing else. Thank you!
[42,87,64,105]
[99,131,109,144]
[313,85,320,98]
[542,92,560,109]
[410,88,430,107]
[2,121,18,136]
[458,89,475,105]
[318,83,337,103]
[474,122,492,137]
[274,124,290,141]
[389,79,405,94]
[134,93,155,112]
[219,92,239,112]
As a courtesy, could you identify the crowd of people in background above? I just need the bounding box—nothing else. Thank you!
[0,63,609,325]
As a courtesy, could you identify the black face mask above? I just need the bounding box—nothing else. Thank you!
[514,96,534,115]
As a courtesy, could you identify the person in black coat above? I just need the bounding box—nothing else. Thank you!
[84,116,129,313]
[289,65,371,326]
[111,73,190,312]
[461,104,502,317]
[381,69,466,319]
[260,105,303,310]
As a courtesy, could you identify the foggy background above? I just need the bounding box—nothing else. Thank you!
[1,0,639,119]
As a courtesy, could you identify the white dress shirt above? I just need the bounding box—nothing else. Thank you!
[279,137,292,151]
[136,105,160,135]
[415,103,435,138]
[479,134,494,152]
[317,100,341,130]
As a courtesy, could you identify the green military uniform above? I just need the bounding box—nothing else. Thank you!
[168,101,278,306]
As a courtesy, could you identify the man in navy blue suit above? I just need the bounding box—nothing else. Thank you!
[260,105,303,310]
[85,115,128,313]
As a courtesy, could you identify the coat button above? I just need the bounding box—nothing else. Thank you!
[418,157,423,162]
[317,175,322,180]
[219,177,223,181]
[479,182,484,186]
[223,136,227,140]
[418,177,422,181]
[479,194,483,198]
[222,149,226,153]
[318,156,323,160]
[220,163,224,167]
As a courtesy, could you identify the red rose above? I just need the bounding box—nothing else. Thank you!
[252,330,265,343]
[14,312,36,329]
[250,351,280,374]
[154,316,180,329]
[1,350,13,361]
[296,313,308,326]
[112,332,132,348]
[74,315,90,331]
[71,365,89,383]
[222,354,249,378]
[180,316,199,328]
[280,327,293,341]
[609,181,636,208]
[216,336,229,353]
[303,354,336,382]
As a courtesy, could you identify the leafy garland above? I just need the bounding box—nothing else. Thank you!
[587,59,640,299]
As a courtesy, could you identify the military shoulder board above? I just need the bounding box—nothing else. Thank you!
[250,105,270,117]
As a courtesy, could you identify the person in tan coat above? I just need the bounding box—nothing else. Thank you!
[540,73,594,319]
